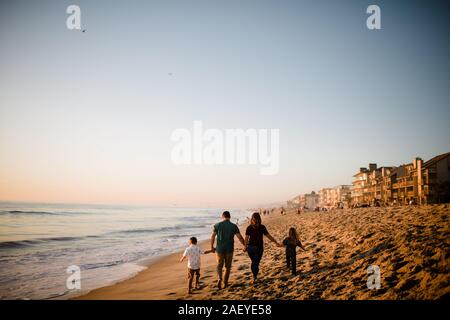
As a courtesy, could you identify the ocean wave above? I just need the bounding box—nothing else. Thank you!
[0,235,99,249]
[0,224,211,250]
[1,210,60,216]
[82,260,125,270]
[0,224,211,249]
[115,224,209,235]
[0,210,95,216]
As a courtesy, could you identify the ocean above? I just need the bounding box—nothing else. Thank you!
[0,202,251,300]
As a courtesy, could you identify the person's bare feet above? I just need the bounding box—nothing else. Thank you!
[217,279,222,290]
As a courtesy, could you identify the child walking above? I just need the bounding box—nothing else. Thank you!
[282,227,306,275]
[180,237,213,294]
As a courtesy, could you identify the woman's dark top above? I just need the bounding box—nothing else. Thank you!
[245,224,269,247]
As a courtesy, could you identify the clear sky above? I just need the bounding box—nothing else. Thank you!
[0,0,449,207]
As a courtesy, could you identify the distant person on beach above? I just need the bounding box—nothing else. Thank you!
[282,227,306,275]
[210,211,246,289]
[180,237,213,294]
[245,212,282,283]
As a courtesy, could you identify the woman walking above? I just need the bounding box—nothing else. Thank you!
[245,212,282,283]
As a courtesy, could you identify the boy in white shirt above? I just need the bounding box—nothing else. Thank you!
[180,237,213,294]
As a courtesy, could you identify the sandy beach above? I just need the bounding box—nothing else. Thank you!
[76,205,449,300]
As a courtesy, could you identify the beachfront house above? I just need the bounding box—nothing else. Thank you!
[335,185,352,208]
[318,188,334,209]
[289,152,450,209]
[368,166,395,205]
[303,191,320,210]
[391,153,450,205]
[351,167,370,206]
[318,186,351,209]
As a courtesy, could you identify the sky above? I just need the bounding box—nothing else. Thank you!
[0,0,449,207]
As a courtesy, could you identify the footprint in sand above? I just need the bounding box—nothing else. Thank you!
[332,285,346,293]
[392,260,408,271]
[232,282,245,288]
[396,278,420,291]
[351,277,365,287]
[362,232,375,239]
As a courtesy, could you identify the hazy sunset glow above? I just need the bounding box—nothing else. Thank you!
[1,0,449,207]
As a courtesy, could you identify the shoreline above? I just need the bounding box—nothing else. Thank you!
[73,212,259,300]
[72,238,212,300]
[75,205,449,300]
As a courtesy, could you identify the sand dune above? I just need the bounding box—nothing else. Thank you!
[77,205,449,300]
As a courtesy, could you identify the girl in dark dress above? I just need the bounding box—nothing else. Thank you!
[245,212,282,283]
[282,227,306,275]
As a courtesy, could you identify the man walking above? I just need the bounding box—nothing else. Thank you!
[211,211,246,289]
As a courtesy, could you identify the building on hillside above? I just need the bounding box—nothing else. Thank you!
[352,163,395,206]
[390,163,414,205]
[287,192,320,210]
[318,188,334,208]
[287,152,450,209]
[369,166,395,205]
[302,191,320,210]
[391,153,450,205]
[319,186,351,208]
[351,167,370,206]
[334,185,352,208]
[422,152,450,203]
[286,195,300,209]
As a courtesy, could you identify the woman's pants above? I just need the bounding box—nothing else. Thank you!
[247,245,264,279]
